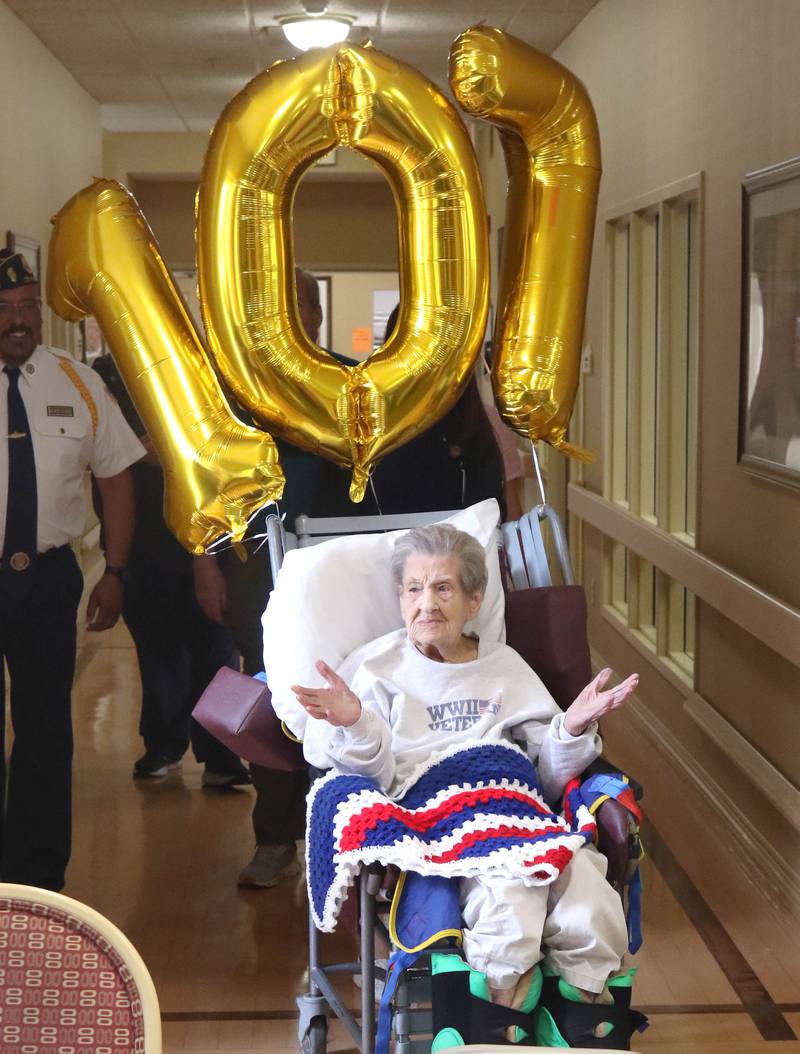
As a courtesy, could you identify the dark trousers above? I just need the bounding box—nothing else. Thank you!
[223,546,308,845]
[0,547,83,891]
[123,561,242,770]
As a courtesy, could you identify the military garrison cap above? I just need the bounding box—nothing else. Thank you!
[0,248,37,291]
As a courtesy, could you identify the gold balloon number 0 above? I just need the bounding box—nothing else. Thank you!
[47,28,600,553]
[197,42,489,501]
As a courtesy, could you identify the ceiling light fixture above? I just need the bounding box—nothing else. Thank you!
[279,13,353,51]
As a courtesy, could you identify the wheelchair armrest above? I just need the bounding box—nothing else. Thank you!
[580,757,643,888]
[583,755,643,800]
[595,799,631,888]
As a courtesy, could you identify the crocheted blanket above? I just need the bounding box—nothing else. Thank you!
[306,740,597,932]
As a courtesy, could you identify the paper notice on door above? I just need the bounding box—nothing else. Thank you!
[351,327,372,357]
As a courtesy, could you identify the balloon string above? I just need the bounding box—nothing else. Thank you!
[530,440,547,508]
[207,528,272,557]
[369,476,384,517]
[204,501,280,556]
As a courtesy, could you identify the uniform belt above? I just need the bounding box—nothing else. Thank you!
[37,544,72,561]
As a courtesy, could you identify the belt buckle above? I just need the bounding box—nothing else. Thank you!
[9,551,31,571]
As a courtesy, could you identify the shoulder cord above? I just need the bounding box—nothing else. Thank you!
[58,358,98,436]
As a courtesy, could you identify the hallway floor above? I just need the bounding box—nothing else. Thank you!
[57,621,800,1053]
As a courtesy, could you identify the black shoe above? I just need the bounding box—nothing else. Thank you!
[133,751,183,778]
[202,762,252,788]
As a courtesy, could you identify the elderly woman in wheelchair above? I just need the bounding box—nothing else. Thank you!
[294,523,644,1050]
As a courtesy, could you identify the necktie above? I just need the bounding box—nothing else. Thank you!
[3,365,37,572]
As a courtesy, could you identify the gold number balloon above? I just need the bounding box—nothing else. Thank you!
[198,42,488,499]
[47,180,284,553]
[48,29,599,552]
[450,27,601,459]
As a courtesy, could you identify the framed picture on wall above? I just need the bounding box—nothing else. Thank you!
[5,230,41,282]
[739,157,800,489]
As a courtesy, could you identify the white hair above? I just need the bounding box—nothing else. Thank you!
[391,524,488,596]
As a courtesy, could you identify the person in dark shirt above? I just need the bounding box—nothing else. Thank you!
[312,304,506,518]
[193,269,323,888]
[91,353,250,787]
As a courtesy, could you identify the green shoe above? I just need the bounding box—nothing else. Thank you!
[535,968,645,1049]
[430,951,491,1000]
[430,953,490,1050]
[430,954,543,1047]
[431,1026,465,1051]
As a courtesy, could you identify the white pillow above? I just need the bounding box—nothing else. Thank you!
[263,499,504,740]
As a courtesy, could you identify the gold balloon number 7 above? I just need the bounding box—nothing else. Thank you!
[451,27,601,461]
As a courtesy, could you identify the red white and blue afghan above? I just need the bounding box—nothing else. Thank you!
[306,740,597,932]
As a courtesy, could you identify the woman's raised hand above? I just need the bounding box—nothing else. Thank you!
[292,660,363,728]
[563,668,639,737]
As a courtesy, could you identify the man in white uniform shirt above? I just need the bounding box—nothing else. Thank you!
[0,248,144,890]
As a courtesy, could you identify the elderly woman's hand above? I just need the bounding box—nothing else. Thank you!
[563,668,639,737]
[292,660,362,727]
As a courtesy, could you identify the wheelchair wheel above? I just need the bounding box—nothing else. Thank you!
[300,1015,328,1054]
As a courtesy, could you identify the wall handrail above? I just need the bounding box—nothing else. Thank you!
[568,482,800,669]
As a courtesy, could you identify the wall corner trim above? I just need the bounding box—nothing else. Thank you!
[683,692,800,832]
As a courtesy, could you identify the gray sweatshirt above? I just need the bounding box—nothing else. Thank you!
[302,629,601,800]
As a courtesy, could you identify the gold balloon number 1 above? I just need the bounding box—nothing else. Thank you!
[47,180,285,554]
[47,28,600,553]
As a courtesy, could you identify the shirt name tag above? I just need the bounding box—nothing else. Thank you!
[46,405,75,417]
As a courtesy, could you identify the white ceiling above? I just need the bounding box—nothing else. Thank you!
[6,0,597,132]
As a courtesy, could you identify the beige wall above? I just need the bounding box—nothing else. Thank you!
[0,1,102,350]
[104,134,379,187]
[472,0,800,889]
[555,0,800,606]
[0,0,103,548]
[127,179,199,270]
[127,175,398,274]
[104,132,208,185]
[294,179,398,273]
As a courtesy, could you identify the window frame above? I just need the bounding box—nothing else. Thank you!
[601,173,703,683]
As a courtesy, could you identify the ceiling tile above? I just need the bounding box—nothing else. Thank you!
[9,0,597,130]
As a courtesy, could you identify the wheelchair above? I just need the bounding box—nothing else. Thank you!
[261,504,644,1054]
